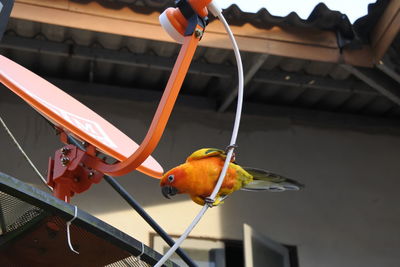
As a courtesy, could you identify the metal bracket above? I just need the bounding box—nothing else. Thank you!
[47,142,103,202]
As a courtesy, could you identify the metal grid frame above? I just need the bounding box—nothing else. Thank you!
[0,171,179,267]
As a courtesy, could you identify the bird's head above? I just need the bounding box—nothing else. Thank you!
[160,165,187,199]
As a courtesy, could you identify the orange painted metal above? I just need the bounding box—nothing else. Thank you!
[165,0,211,36]
[0,25,203,180]
[2,0,207,187]
[1,1,208,202]
[188,0,212,18]
[43,28,203,200]
[0,55,163,178]
[47,144,103,202]
[83,28,203,177]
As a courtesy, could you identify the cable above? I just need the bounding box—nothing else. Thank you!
[103,175,197,267]
[65,134,197,266]
[0,115,53,192]
[66,205,80,254]
[155,7,244,266]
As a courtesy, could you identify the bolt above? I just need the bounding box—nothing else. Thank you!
[194,29,203,39]
[88,171,95,178]
[308,80,315,85]
[61,157,70,166]
[285,75,291,80]
[61,147,70,155]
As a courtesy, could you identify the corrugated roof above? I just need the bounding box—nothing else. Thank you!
[71,0,391,47]
[72,1,355,39]
[1,0,399,129]
[353,0,391,43]
[2,17,396,116]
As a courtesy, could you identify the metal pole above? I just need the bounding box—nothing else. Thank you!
[103,175,197,267]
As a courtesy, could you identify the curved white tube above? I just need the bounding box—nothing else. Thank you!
[155,6,244,267]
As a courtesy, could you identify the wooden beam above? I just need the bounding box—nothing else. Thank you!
[376,56,400,85]
[342,64,400,107]
[16,0,69,9]
[0,35,234,78]
[253,69,380,96]
[370,0,400,62]
[10,0,372,66]
[342,46,374,68]
[218,54,269,112]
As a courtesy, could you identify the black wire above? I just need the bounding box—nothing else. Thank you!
[67,135,197,267]
[39,114,57,131]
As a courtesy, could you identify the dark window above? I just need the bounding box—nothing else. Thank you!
[224,239,298,267]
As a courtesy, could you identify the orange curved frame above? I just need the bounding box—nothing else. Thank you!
[0,24,203,178]
[86,29,203,177]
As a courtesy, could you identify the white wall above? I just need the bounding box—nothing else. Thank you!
[1,86,400,267]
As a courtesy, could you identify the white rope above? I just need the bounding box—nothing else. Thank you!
[135,242,146,266]
[0,115,53,191]
[155,9,244,266]
[66,205,79,254]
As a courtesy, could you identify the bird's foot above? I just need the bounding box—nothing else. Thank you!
[204,197,216,207]
[225,144,238,162]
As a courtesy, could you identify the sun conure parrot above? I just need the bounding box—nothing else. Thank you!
[160,148,303,206]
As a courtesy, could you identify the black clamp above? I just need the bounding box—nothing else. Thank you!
[175,0,208,36]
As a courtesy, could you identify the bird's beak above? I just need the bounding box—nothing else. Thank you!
[161,186,179,199]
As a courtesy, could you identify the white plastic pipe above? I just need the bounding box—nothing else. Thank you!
[155,4,244,266]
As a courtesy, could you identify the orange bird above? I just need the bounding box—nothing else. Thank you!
[160,148,303,206]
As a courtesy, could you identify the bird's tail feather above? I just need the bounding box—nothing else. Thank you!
[242,167,304,192]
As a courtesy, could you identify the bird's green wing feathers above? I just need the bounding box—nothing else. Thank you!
[186,148,227,162]
[242,167,304,192]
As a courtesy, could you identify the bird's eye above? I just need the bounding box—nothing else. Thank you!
[168,175,175,182]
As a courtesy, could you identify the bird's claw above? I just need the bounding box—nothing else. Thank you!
[204,197,215,207]
[225,144,238,162]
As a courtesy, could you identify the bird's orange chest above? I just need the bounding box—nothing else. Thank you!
[182,157,236,196]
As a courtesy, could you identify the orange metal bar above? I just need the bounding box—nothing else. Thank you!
[84,27,203,176]
[188,0,212,18]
